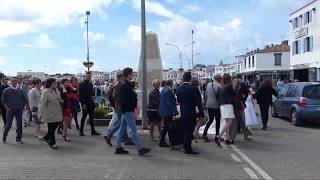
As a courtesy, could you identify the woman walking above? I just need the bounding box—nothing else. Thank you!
[190,78,205,139]
[60,79,75,142]
[255,79,278,130]
[38,78,63,149]
[70,77,80,130]
[94,80,104,108]
[217,74,237,145]
[245,89,258,128]
[28,79,43,139]
[147,79,162,141]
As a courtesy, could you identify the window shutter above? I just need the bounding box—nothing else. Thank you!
[310,36,313,52]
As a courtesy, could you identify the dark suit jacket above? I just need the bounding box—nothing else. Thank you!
[176,83,204,120]
[79,80,95,109]
[255,85,278,106]
[159,87,177,117]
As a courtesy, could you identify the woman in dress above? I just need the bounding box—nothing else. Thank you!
[38,78,63,149]
[60,79,75,142]
[147,79,162,141]
[70,77,80,130]
[217,74,237,144]
[28,79,43,139]
[245,89,258,128]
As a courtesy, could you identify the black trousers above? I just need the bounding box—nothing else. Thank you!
[0,104,6,126]
[204,108,221,137]
[44,122,59,145]
[80,106,95,133]
[183,118,196,152]
[259,104,270,128]
[159,116,172,144]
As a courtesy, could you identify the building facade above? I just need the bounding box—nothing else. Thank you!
[289,0,320,82]
[17,71,46,80]
[238,41,290,83]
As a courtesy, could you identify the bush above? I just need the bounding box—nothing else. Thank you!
[94,108,109,119]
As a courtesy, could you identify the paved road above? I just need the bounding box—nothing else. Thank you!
[0,110,319,180]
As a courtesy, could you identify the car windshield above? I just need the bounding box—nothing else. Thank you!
[303,85,320,99]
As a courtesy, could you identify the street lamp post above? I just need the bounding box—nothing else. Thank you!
[83,11,94,72]
[166,41,195,70]
[141,0,148,130]
[192,30,194,71]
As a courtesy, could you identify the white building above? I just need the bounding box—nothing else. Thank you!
[17,71,46,80]
[289,0,320,82]
[194,64,207,79]
[162,68,182,84]
[237,41,290,82]
[205,65,216,79]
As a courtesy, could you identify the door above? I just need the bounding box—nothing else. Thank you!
[283,85,300,117]
[276,84,289,116]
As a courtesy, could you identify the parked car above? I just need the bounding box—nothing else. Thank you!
[272,82,320,126]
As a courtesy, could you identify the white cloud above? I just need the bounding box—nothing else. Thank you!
[34,33,55,49]
[131,0,175,18]
[0,0,121,38]
[60,58,84,73]
[180,4,201,14]
[0,57,7,65]
[17,33,55,49]
[83,31,108,48]
[126,25,141,42]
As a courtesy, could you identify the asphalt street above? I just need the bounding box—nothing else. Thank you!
[0,109,319,180]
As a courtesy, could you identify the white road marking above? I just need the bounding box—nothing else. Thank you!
[230,145,273,180]
[244,167,260,179]
[230,153,241,162]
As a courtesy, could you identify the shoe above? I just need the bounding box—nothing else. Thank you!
[79,131,85,136]
[138,148,151,156]
[115,148,129,155]
[202,135,211,142]
[50,144,58,149]
[63,136,72,142]
[214,137,221,147]
[2,136,6,144]
[226,140,234,145]
[124,138,134,146]
[76,126,80,131]
[104,136,112,147]
[91,131,101,136]
[16,140,24,144]
[57,129,62,134]
[159,142,171,148]
[262,127,267,130]
[185,151,199,155]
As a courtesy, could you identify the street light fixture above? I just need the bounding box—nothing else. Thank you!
[83,10,94,72]
[166,41,195,70]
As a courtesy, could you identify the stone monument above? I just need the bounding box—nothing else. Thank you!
[137,31,163,91]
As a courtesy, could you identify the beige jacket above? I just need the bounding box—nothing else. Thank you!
[39,89,63,123]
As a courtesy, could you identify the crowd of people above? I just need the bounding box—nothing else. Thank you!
[0,67,278,156]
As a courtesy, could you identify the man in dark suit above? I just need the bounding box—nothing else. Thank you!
[176,72,204,155]
[79,72,100,136]
[159,80,178,147]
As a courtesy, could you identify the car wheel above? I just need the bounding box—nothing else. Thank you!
[271,105,278,118]
[291,110,301,126]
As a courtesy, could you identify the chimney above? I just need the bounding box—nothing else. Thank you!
[271,44,274,47]
[265,45,270,49]
[282,40,289,45]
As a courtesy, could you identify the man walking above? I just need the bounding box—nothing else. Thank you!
[115,68,150,156]
[2,77,29,144]
[159,80,178,148]
[79,71,100,136]
[0,78,9,127]
[203,75,221,146]
[176,72,204,155]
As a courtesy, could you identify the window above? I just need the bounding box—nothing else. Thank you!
[244,58,247,69]
[293,16,301,29]
[304,36,313,52]
[274,53,282,66]
[252,56,255,67]
[304,11,312,24]
[279,84,289,98]
[287,85,299,97]
[248,57,251,68]
[292,40,301,55]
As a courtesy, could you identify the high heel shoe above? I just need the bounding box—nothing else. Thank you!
[50,144,58,149]
[63,136,72,142]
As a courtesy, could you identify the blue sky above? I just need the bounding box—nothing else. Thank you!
[0,0,311,75]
